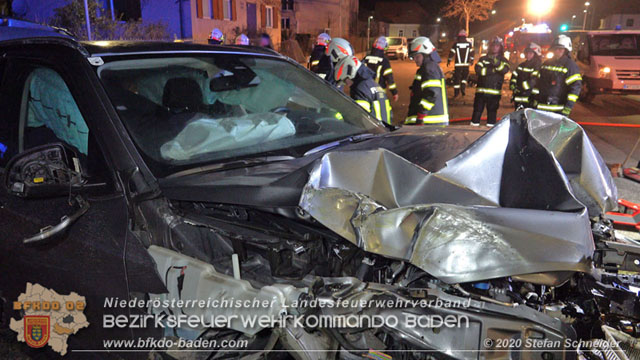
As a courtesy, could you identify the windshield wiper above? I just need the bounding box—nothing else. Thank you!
[304,133,377,156]
[165,155,296,179]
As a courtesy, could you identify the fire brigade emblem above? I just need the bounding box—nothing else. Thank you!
[24,315,50,348]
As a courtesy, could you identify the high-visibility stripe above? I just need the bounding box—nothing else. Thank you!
[477,62,485,67]
[318,74,326,79]
[477,88,500,95]
[385,99,391,123]
[441,79,448,117]
[514,96,529,102]
[375,65,382,83]
[532,71,539,77]
[356,100,371,112]
[481,68,487,76]
[311,60,320,66]
[453,85,461,88]
[542,65,568,73]
[461,80,467,84]
[455,63,470,66]
[521,67,535,72]
[532,88,540,94]
[373,100,382,120]
[334,112,343,120]
[404,115,417,123]
[414,74,422,81]
[566,73,582,85]
[422,114,449,124]
[567,94,579,102]
[511,70,518,77]
[537,104,564,111]
[383,68,393,76]
[388,83,397,90]
[522,81,530,90]
[420,99,435,110]
[421,80,441,88]
[496,62,507,71]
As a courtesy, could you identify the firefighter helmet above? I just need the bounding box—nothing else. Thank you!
[409,37,435,56]
[334,55,362,84]
[316,32,331,46]
[525,42,542,56]
[327,38,354,64]
[552,34,572,52]
[457,29,467,37]
[489,36,504,53]
[209,28,224,44]
[235,34,249,45]
[373,36,388,50]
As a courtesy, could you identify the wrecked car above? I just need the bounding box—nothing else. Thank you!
[1,26,639,360]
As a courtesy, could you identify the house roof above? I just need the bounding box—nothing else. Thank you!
[374,2,428,24]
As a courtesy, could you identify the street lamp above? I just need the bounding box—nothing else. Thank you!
[527,0,553,18]
[571,14,576,27]
[441,32,447,37]
[436,17,441,23]
[367,16,373,51]
[491,9,496,15]
[583,1,591,30]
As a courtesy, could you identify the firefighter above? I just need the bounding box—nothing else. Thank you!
[235,34,249,45]
[326,38,354,87]
[510,42,542,109]
[532,35,582,116]
[334,55,392,125]
[447,30,474,97]
[471,36,509,127]
[363,36,399,101]
[208,28,224,45]
[309,33,332,80]
[405,37,449,126]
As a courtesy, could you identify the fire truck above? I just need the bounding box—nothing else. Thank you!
[504,23,554,64]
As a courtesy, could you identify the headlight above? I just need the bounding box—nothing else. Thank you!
[520,53,525,59]
[546,52,554,59]
[599,65,611,78]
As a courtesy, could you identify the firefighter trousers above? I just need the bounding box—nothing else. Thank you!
[471,94,501,125]
[453,66,469,96]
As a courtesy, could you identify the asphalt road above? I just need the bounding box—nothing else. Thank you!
[386,58,640,168]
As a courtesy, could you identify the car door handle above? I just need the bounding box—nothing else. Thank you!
[23,195,90,245]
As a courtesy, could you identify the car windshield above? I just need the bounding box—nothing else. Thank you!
[589,34,640,56]
[96,53,386,177]
[514,33,553,47]
[388,38,402,46]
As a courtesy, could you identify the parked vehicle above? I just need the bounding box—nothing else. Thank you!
[386,36,408,60]
[569,30,640,102]
[1,22,639,359]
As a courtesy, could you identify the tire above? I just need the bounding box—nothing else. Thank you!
[580,78,596,103]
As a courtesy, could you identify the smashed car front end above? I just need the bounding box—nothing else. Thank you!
[130,109,640,359]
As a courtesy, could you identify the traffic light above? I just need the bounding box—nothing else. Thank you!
[560,23,569,32]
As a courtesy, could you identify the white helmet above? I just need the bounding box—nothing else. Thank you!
[525,42,542,56]
[235,34,249,45]
[209,28,224,43]
[552,34,572,52]
[327,37,354,64]
[409,37,435,56]
[373,36,388,50]
[334,55,362,84]
[316,32,331,46]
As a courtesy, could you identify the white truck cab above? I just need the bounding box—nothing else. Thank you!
[569,30,640,102]
[386,37,408,60]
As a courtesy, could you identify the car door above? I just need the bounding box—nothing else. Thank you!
[0,43,163,355]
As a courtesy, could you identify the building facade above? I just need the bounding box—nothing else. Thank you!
[280,0,357,39]
[599,14,640,30]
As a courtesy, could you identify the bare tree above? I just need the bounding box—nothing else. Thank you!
[442,0,499,35]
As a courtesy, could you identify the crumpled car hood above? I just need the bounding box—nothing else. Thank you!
[299,110,617,284]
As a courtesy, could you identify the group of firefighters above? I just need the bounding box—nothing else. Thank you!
[305,30,583,127]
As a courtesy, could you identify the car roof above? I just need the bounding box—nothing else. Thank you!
[0,18,74,41]
[81,40,282,58]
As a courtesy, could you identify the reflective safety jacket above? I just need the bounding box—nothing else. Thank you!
[509,56,542,104]
[532,55,582,116]
[363,48,398,95]
[405,52,448,125]
[448,41,474,66]
[309,44,332,80]
[474,54,510,96]
[351,66,392,125]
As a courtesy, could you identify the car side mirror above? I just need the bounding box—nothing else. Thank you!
[4,143,85,199]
